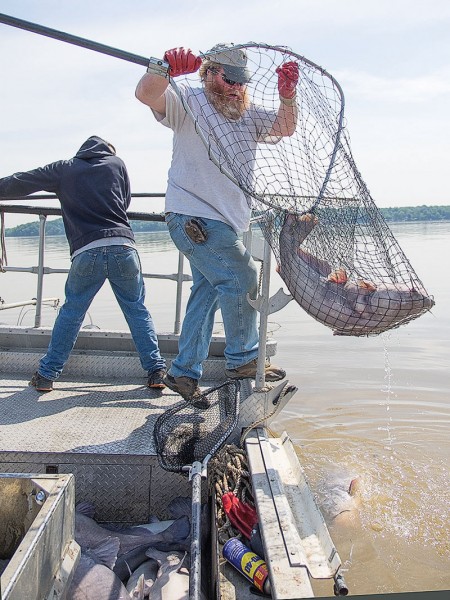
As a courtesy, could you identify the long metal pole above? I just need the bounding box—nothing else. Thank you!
[189,464,203,600]
[0,12,167,72]
[254,236,271,391]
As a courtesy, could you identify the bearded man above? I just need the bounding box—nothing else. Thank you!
[135,44,298,405]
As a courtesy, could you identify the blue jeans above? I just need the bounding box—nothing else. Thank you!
[165,213,259,380]
[39,245,165,380]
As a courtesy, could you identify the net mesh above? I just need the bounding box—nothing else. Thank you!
[173,43,434,336]
[153,381,240,473]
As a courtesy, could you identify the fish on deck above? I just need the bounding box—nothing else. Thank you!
[75,502,190,556]
[112,511,191,582]
[114,544,158,583]
[125,558,159,597]
[145,547,190,600]
[70,503,193,599]
[277,212,434,335]
[68,537,132,600]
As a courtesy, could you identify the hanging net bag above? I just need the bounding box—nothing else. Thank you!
[174,43,435,336]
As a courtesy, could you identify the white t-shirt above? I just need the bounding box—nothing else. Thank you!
[152,83,277,233]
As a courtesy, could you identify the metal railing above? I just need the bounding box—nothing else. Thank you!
[0,194,191,332]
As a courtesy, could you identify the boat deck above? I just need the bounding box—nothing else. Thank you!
[0,372,191,457]
[0,371,205,521]
[0,326,266,522]
[0,324,237,520]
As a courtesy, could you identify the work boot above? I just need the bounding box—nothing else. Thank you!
[163,373,211,409]
[225,358,286,382]
[147,368,167,389]
[30,371,54,392]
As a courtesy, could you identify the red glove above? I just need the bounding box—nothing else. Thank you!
[222,492,258,539]
[276,61,299,99]
[163,47,202,77]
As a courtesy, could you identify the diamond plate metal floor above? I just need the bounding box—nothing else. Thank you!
[0,372,221,520]
[0,328,290,521]
[0,373,215,456]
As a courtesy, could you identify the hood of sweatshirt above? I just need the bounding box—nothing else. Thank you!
[75,136,115,161]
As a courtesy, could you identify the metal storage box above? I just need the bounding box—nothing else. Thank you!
[0,473,80,600]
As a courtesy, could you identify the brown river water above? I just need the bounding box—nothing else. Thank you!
[1,220,449,597]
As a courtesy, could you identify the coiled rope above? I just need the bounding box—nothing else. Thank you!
[208,444,255,544]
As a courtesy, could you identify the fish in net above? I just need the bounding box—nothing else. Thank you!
[171,42,435,336]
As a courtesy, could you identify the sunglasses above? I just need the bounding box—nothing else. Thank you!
[209,68,246,87]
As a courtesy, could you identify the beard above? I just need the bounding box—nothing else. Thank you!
[204,80,249,121]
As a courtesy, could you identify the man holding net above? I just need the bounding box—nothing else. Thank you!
[135,43,298,402]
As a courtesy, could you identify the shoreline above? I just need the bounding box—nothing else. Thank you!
[4,217,450,238]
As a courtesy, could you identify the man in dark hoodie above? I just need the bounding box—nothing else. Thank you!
[0,136,166,391]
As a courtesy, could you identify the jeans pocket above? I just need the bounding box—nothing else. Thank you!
[114,248,140,279]
[167,216,195,256]
[72,251,97,277]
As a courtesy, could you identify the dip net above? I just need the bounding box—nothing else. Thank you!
[154,380,240,473]
[174,43,434,336]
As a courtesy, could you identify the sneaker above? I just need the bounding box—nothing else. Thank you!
[163,373,210,409]
[30,371,53,392]
[225,358,286,382]
[147,369,167,389]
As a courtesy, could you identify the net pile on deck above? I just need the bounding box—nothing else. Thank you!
[154,381,240,472]
[176,43,434,335]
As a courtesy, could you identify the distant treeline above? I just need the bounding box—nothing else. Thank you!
[381,205,450,222]
[4,205,450,237]
[5,219,168,237]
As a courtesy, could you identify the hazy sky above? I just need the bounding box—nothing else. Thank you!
[1,0,449,226]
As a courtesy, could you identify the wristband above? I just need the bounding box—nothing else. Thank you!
[280,95,297,106]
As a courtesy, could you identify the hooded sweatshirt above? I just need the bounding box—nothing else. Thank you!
[0,136,134,255]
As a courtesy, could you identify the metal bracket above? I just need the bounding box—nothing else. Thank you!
[247,287,292,315]
[187,455,211,481]
[146,57,170,78]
